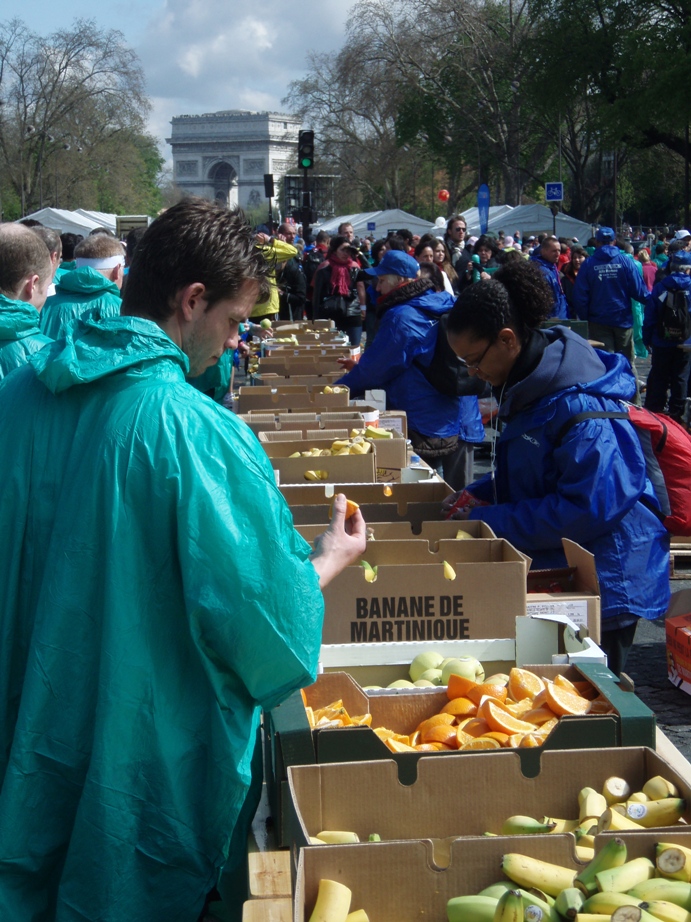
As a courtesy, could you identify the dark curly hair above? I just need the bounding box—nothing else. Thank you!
[447,258,554,343]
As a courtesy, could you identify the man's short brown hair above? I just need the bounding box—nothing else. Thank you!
[0,224,52,299]
[75,235,125,260]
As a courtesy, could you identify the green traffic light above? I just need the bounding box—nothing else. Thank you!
[300,157,313,168]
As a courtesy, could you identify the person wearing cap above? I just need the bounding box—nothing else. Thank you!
[0,224,53,379]
[530,236,569,319]
[673,228,691,249]
[572,227,649,368]
[40,234,124,340]
[335,249,485,488]
[643,249,691,421]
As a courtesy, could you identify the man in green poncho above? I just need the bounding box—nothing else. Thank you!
[0,223,53,378]
[0,199,366,921]
[39,231,124,339]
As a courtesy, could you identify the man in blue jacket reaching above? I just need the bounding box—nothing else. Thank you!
[573,226,649,370]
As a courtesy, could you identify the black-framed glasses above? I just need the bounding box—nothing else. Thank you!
[453,226,466,233]
[457,340,493,370]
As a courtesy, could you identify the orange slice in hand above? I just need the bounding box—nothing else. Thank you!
[508,667,546,702]
[483,699,538,736]
[329,497,360,520]
[544,683,591,716]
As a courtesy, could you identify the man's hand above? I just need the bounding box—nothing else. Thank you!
[310,494,367,589]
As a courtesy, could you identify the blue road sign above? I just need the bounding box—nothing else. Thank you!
[545,182,564,202]
[367,222,376,231]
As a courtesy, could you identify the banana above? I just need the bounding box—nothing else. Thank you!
[346,912,369,922]
[610,907,660,922]
[315,830,360,844]
[594,857,656,894]
[597,808,645,832]
[501,854,576,897]
[368,833,381,842]
[361,561,378,583]
[628,792,650,804]
[602,777,632,806]
[642,776,679,800]
[554,887,586,920]
[364,425,393,439]
[544,818,581,834]
[575,836,628,897]
[500,817,557,836]
[646,902,691,922]
[657,844,691,882]
[576,915,618,922]
[447,895,499,922]
[576,846,596,863]
[517,888,560,922]
[309,836,325,844]
[576,834,596,849]
[480,884,516,899]
[579,788,608,823]
[494,889,525,922]
[304,470,321,481]
[308,878,352,922]
[624,798,686,828]
[583,892,647,914]
[443,560,457,580]
[627,881,691,909]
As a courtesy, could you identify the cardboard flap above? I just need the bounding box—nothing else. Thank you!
[561,538,600,593]
[667,589,691,619]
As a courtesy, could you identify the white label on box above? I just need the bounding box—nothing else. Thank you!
[382,417,405,434]
[527,599,589,628]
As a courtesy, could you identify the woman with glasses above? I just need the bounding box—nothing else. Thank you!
[441,259,669,677]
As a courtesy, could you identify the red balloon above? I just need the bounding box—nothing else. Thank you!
[438,189,450,202]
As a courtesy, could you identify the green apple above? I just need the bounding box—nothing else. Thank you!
[418,668,443,685]
[387,679,415,689]
[413,679,437,687]
[441,656,485,685]
[260,318,272,330]
[409,650,444,682]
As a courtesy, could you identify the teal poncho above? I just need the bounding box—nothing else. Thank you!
[40,266,122,339]
[0,316,323,921]
[0,294,52,378]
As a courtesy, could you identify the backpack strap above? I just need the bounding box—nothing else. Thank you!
[554,408,664,522]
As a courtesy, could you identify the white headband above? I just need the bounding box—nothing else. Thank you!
[75,255,125,269]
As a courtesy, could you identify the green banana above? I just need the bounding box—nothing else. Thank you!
[447,895,499,922]
[583,892,647,914]
[594,857,656,894]
[627,882,691,911]
[517,888,560,922]
[494,889,525,922]
[554,888,585,920]
[501,854,576,898]
[574,836,628,896]
[501,816,557,836]
[657,844,691,883]
[479,884,516,899]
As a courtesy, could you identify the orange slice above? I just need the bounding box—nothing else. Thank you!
[587,697,614,714]
[508,667,546,701]
[572,680,598,699]
[523,705,557,726]
[441,697,478,718]
[483,731,511,745]
[446,674,478,700]
[553,674,580,695]
[461,736,502,750]
[518,733,543,748]
[483,699,538,736]
[416,713,455,738]
[477,696,512,722]
[503,698,536,719]
[329,497,360,520]
[506,732,528,748]
[416,742,442,751]
[385,738,417,753]
[467,683,508,706]
[424,724,459,747]
[461,718,492,738]
[544,683,592,717]
[456,727,474,747]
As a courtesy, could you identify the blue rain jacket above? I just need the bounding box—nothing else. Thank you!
[643,272,691,349]
[530,253,568,319]
[40,266,122,339]
[468,326,669,627]
[572,245,649,328]
[0,295,52,379]
[0,316,324,921]
[336,286,484,442]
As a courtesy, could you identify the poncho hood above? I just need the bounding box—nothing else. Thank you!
[56,266,121,297]
[31,315,188,394]
[0,295,42,342]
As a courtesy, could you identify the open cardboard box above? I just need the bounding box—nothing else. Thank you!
[259,431,408,473]
[255,373,344,386]
[527,539,601,642]
[295,519,499,544]
[294,831,690,922]
[665,589,691,696]
[264,664,656,845]
[259,429,351,444]
[287,747,691,852]
[261,439,376,485]
[236,385,350,414]
[319,537,528,646]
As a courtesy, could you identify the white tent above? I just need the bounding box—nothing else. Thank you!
[316,209,437,239]
[19,207,105,236]
[467,203,595,243]
[74,209,117,233]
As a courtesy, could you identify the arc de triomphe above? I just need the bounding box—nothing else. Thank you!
[167,110,301,209]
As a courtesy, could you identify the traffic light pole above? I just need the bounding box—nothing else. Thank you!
[302,167,311,238]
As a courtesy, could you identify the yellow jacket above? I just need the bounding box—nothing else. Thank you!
[251,239,298,319]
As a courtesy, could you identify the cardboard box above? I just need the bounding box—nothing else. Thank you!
[527,539,602,643]
[236,385,350,414]
[666,589,691,696]
[295,519,498,545]
[255,373,344,387]
[294,832,689,922]
[287,747,691,851]
[264,663,656,845]
[259,430,351,444]
[261,439,376,485]
[319,537,528,645]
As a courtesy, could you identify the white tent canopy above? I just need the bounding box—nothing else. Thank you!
[315,209,437,239]
[19,207,116,236]
[466,203,595,243]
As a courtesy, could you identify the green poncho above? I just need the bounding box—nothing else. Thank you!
[0,294,52,379]
[0,316,324,921]
[40,266,122,339]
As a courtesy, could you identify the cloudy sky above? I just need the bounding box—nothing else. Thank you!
[4,0,357,159]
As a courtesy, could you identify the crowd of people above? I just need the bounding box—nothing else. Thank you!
[0,203,686,919]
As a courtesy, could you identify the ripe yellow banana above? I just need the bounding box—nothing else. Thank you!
[610,906,660,922]
[583,891,646,914]
[657,844,691,882]
[494,888,525,922]
[315,830,360,844]
[443,560,457,580]
[645,901,691,922]
[623,798,686,828]
[308,879,352,922]
[578,788,608,823]
[642,776,679,800]
[576,846,596,863]
[602,777,632,805]
[446,895,498,922]
[501,853,575,897]
[543,817,580,834]
[597,808,645,832]
[627,880,691,909]
[346,911,369,922]
[594,857,656,894]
